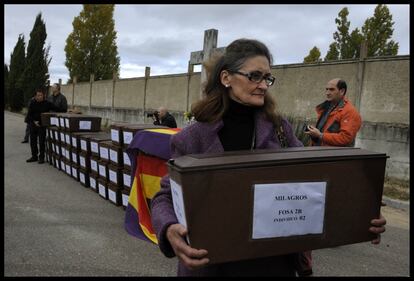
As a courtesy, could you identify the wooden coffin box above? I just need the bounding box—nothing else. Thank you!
[109,144,123,167]
[110,122,129,146]
[108,182,123,206]
[79,167,90,187]
[89,172,99,192]
[121,188,131,209]
[89,133,111,157]
[108,163,123,187]
[57,113,101,132]
[98,178,109,200]
[90,155,100,174]
[167,146,388,265]
[122,167,132,190]
[79,151,91,172]
[123,148,132,169]
[98,159,109,180]
[122,124,167,148]
[99,141,112,162]
[41,112,59,127]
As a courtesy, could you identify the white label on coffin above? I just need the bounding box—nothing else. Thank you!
[59,118,65,127]
[123,152,131,166]
[252,182,326,239]
[91,160,98,172]
[99,184,106,197]
[91,142,98,153]
[108,189,117,203]
[109,170,117,184]
[110,149,118,163]
[51,117,58,126]
[122,194,129,207]
[80,156,86,168]
[79,121,92,130]
[170,179,187,229]
[54,131,59,140]
[72,152,77,162]
[99,165,106,177]
[90,177,96,189]
[66,165,71,175]
[81,140,87,151]
[80,173,85,184]
[60,132,65,142]
[123,132,133,145]
[66,149,70,160]
[65,134,70,144]
[72,167,77,178]
[65,118,69,128]
[123,174,131,187]
[52,145,55,152]
[100,147,109,160]
[61,161,65,170]
[111,129,119,143]
[72,137,77,147]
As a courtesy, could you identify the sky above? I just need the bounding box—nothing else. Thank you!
[4,4,410,84]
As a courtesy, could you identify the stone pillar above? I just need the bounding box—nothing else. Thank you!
[355,41,368,112]
[143,66,150,114]
[111,71,117,121]
[187,61,194,112]
[199,29,218,98]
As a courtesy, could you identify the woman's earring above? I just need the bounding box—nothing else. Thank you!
[225,84,230,88]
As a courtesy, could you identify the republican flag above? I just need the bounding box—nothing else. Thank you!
[124,128,181,243]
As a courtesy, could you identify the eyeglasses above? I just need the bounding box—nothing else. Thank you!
[231,70,276,86]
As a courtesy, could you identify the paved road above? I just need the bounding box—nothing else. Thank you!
[4,111,410,276]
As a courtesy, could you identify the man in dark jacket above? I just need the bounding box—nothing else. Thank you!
[153,106,177,128]
[26,89,56,164]
[47,83,68,112]
[21,96,35,143]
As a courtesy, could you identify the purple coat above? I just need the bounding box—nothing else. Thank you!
[150,112,312,276]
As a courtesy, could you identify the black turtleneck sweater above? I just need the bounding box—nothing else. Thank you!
[218,99,256,151]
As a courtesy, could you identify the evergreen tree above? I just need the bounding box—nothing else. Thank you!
[65,4,120,82]
[333,7,354,59]
[362,4,399,57]
[4,64,9,108]
[303,46,322,63]
[324,42,340,61]
[23,13,51,105]
[8,34,26,112]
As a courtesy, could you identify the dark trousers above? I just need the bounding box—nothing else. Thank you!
[24,123,30,141]
[30,124,46,160]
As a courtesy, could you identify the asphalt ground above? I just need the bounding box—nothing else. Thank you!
[4,111,410,276]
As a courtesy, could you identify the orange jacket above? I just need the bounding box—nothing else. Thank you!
[313,97,362,146]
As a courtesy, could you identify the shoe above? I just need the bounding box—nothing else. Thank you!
[21,140,29,143]
[38,159,45,164]
[26,157,38,163]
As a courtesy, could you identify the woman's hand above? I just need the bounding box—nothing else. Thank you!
[369,213,386,244]
[166,224,209,270]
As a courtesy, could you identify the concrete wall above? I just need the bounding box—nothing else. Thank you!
[62,55,409,181]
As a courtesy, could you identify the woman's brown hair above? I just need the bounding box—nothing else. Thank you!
[191,38,284,128]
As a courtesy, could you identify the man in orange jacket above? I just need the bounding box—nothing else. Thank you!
[306,78,362,146]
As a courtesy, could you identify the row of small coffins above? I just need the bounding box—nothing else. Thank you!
[42,112,169,210]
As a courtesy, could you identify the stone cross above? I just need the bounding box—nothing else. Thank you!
[189,29,226,98]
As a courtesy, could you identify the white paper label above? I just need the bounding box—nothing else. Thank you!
[72,152,77,162]
[79,120,92,130]
[54,131,59,140]
[81,140,87,151]
[65,118,69,128]
[66,165,71,175]
[122,194,129,207]
[61,160,65,170]
[52,145,55,152]
[80,156,86,168]
[111,129,119,143]
[99,184,106,197]
[80,173,85,184]
[99,164,106,177]
[72,137,77,147]
[91,142,98,153]
[123,152,131,166]
[109,170,117,184]
[66,149,70,160]
[123,173,131,187]
[170,179,187,229]
[51,117,58,126]
[60,132,65,142]
[91,160,98,172]
[100,147,109,160]
[59,117,65,127]
[110,149,118,163]
[123,132,133,145]
[65,134,70,144]
[108,189,117,203]
[90,177,96,189]
[252,182,327,239]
